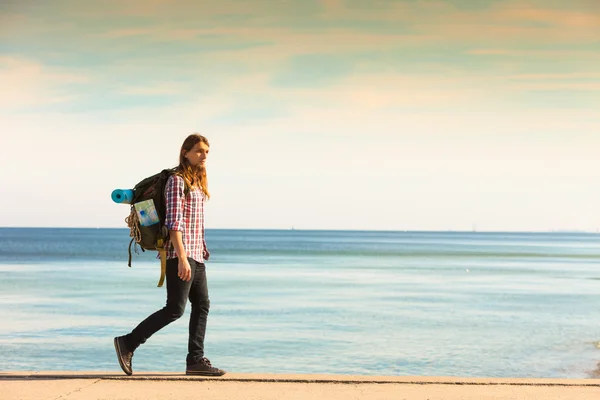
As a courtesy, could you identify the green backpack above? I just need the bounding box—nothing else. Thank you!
[125,168,177,287]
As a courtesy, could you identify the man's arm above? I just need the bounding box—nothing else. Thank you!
[170,230,187,260]
[164,175,191,281]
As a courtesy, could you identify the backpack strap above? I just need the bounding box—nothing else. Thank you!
[156,235,167,287]
[171,169,191,197]
[127,238,135,268]
[157,248,167,287]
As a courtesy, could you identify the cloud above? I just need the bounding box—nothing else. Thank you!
[506,73,600,80]
[97,28,155,39]
[320,73,485,110]
[12,0,597,53]
[465,49,599,57]
[117,82,188,95]
[319,0,345,16]
[0,57,88,110]
[499,6,600,28]
[32,0,307,21]
[82,1,598,90]
[2,0,598,115]
[510,82,600,91]
[0,12,28,31]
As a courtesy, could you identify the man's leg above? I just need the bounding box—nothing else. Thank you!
[185,260,225,376]
[124,258,191,351]
[186,260,210,365]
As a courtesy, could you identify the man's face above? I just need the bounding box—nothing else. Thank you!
[185,141,209,167]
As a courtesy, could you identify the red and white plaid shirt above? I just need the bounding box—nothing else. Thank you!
[162,174,207,263]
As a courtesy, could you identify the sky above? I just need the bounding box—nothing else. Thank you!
[1,0,599,231]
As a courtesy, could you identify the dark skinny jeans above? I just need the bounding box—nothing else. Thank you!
[124,257,210,366]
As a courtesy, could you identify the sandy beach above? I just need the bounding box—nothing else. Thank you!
[3,372,600,400]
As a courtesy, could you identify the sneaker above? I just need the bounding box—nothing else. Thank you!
[186,357,226,376]
[114,336,134,376]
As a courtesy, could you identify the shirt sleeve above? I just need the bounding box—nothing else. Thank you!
[164,175,185,232]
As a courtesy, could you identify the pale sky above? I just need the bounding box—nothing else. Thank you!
[1,0,599,231]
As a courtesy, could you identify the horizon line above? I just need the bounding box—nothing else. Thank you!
[0,226,597,234]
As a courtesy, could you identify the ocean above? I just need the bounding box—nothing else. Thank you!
[1,227,599,378]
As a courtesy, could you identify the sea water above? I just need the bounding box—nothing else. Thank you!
[1,228,599,378]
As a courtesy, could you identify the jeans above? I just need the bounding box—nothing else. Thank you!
[124,257,210,365]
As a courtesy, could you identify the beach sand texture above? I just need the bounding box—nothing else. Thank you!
[3,372,600,400]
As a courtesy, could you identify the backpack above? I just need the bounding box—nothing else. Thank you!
[125,167,181,287]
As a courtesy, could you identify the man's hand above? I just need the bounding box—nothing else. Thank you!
[178,257,192,281]
[203,247,210,261]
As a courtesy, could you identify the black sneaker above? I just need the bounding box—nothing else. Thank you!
[114,336,134,376]
[186,357,226,376]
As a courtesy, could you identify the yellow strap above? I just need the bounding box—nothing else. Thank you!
[157,248,167,287]
[156,237,167,288]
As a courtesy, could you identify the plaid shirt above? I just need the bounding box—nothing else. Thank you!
[162,174,207,263]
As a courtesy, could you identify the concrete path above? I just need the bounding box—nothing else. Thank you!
[3,372,600,400]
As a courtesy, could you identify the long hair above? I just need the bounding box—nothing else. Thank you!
[177,133,210,199]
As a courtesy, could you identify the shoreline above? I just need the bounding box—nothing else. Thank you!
[3,371,600,385]
[3,372,600,400]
